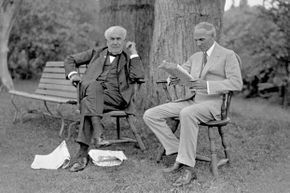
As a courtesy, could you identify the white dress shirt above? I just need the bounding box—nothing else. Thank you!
[205,42,216,94]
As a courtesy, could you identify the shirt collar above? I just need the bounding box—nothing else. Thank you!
[206,41,216,57]
[108,52,120,57]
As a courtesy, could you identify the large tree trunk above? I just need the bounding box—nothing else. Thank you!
[98,0,225,110]
[0,0,22,91]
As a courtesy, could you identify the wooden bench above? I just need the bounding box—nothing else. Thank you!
[9,61,146,150]
[9,61,86,137]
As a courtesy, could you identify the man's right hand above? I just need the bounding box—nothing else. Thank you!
[167,76,180,86]
[70,74,81,87]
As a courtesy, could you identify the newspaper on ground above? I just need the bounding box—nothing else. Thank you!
[88,149,127,167]
[31,140,70,170]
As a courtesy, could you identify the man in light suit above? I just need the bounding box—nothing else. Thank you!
[64,26,144,172]
[143,22,243,186]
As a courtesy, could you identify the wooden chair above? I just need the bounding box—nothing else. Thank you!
[99,79,146,150]
[155,80,233,177]
[67,69,146,151]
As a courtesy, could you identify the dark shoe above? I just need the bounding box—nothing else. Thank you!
[162,162,184,173]
[69,156,89,172]
[94,137,111,148]
[172,169,196,187]
[62,144,88,170]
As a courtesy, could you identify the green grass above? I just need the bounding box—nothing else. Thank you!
[0,80,290,193]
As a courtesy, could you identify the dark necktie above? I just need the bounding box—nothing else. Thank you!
[108,52,119,57]
[199,52,207,78]
[202,52,207,68]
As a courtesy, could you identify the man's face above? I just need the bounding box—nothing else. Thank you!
[106,31,126,54]
[194,28,215,52]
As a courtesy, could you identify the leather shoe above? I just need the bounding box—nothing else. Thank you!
[172,168,196,187]
[62,146,88,170]
[162,162,183,173]
[69,156,89,172]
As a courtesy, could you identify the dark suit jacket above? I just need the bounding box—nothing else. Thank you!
[64,46,145,104]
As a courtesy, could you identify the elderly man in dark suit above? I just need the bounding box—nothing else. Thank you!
[64,26,144,172]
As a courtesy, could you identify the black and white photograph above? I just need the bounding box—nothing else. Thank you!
[0,0,289,192]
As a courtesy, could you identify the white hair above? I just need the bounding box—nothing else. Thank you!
[104,26,127,40]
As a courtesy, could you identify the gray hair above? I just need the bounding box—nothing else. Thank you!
[195,22,216,38]
[104,26,127,40]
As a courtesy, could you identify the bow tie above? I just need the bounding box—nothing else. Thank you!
[108,52,120,57]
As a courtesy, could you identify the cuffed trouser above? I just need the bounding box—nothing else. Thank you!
[143,100,215,168]
[77,80,127,146]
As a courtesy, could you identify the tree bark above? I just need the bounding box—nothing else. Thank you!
[0,0,22,91]
[149,0,225,105]
[98,0,225,109]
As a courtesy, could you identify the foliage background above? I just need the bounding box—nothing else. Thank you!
[8,0,101,79]
[221,0,290,103]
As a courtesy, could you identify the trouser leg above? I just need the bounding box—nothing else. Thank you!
[77,80,127,146]
[176,103,214,168]
[143,101,193,155]
[91,116,104,140]
[76,81,104,146]
[80,81,104,115]
[76,116,94,146]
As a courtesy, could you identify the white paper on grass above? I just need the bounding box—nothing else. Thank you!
[88,149,127,167]
[31,140,70,170]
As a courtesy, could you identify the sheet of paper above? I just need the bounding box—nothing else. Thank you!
[158,61,196,85]
[31,140,70,170]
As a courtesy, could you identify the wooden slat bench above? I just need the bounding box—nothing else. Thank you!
[9,61,86,137]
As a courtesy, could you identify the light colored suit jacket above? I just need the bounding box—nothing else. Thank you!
[181,42,243,118]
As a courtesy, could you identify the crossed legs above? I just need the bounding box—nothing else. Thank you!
[143,101,192,155]
[143,100,215,185]
[69,80,127,172]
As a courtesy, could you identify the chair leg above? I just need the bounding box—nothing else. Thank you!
[208,126,218,178]
[126,115,146,150]
[218,126,231,164]
[10,95,20,123]
[116,117,120,139]
[66,121,79,140]
[156,145,165,163]
[56,104,65,137]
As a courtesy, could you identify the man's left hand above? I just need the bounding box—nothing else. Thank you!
[188,79,207,90]
[126,41,138,55]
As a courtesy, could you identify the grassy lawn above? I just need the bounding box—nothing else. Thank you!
[0,79,290,193]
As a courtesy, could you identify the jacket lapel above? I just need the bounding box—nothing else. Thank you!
[93,49,107,78]
[200,43,221,79]
[117,51,128,73]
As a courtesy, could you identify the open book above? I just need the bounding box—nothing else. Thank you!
[158,60,197,85]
